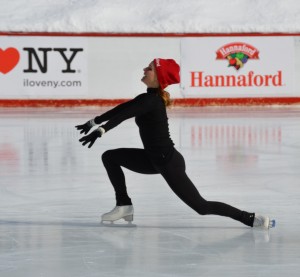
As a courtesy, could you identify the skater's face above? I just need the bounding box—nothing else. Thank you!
[141,62,159,88]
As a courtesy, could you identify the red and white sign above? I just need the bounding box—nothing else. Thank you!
[181,37,295,98]
[0,36,88,98]
[1,34,299,105]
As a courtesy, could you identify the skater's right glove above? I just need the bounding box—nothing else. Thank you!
[79,127,105,148]
[75,119,96,135]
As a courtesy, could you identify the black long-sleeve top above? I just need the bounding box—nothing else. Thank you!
[94,88,174,163]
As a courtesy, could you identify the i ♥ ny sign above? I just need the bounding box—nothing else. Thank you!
[0,48,20,74]
[0,37,87,97]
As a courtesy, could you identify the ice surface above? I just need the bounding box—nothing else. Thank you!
[0,106,300,276]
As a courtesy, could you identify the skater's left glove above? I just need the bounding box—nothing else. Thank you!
[75,119,96,135]
[79,127,105,148]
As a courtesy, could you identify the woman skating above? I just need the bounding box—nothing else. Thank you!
[75,58,274,229]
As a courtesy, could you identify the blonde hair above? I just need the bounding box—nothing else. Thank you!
[159,89,172,107]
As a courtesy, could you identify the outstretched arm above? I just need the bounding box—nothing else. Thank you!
[78,93,154,148]
[100,93,153,132]
[76,96,142,134]
[93,98,139,124]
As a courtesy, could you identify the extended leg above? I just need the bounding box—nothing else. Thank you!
[158,150,255,226]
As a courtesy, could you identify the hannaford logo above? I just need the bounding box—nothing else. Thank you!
[189,41,284,88]
[216,42,259,71]
[0,48,20,74]
[190,71,283,87]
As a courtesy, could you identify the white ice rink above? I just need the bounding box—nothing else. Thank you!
[0,106,300,277]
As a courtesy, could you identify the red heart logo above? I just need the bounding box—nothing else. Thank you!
[0,47,20,74]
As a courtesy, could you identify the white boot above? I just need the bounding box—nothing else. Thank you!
[101,205,134,223]
[253,214,275,229]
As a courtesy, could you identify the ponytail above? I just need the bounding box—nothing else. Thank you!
[159,89,172,107]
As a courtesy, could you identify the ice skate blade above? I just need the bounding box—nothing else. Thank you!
[100,214,135,227]
[100,221,136,228]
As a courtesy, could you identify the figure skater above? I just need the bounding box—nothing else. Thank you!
[75,58,274,229]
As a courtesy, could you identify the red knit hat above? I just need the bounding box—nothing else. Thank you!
[153,58,180,89]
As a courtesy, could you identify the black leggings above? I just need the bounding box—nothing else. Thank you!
[101,148,254,226]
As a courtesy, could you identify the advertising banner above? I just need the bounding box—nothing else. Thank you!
[1,35,299,104]
[0,36,181,100]
[0,36,88,98]
[181,37,295,98]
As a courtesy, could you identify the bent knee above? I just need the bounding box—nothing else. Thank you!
[101,149,114,164]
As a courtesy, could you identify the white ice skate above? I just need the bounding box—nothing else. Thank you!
[101,205,134,224]
[253,214,276,229]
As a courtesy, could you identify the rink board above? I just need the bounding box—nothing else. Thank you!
[0,32,300,106]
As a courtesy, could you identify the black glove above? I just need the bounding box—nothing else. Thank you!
[75,120,95,135]
[79,128,102,148]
